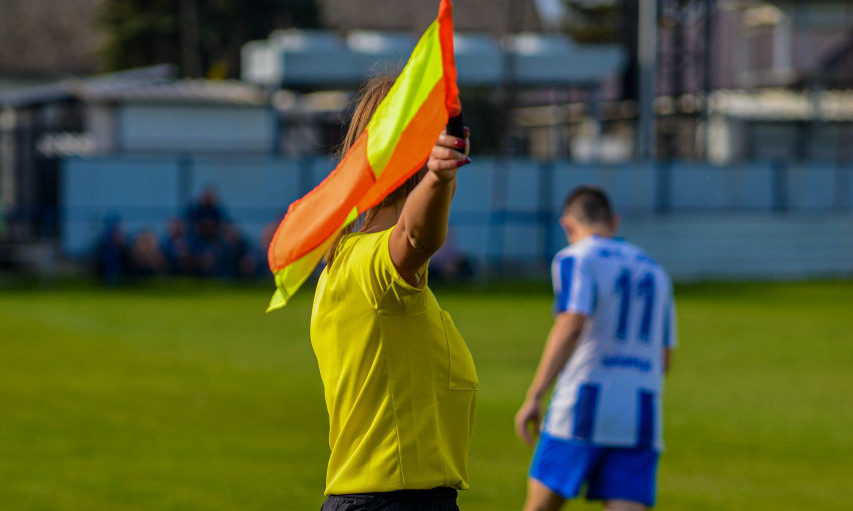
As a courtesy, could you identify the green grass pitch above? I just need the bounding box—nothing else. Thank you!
[1,280,851,510]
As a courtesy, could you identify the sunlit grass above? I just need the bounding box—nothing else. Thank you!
[1,280,851,510]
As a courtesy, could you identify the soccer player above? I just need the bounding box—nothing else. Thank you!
[515,186,677,511]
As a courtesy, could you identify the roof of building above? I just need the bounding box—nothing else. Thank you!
[242,30,626,88]
[0,65,267,109]
[77,79,267,106]
[0,65,175,108]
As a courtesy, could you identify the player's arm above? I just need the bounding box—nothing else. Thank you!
[515,311,587,445]
[390,131,469,286]
[663,348,672,374]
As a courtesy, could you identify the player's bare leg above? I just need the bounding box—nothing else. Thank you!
[523,477,565,511]
[604,499,646,511]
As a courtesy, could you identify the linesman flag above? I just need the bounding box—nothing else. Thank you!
[266,0,460,311]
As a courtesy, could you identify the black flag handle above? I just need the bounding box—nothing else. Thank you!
[446,112,465,139]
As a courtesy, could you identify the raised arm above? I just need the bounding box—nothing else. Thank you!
[390,131,469,285]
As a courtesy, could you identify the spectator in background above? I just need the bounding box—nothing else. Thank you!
[215,223,253,278]
[161,218,195,275]
[240,221,278,279]
[95,214,127,285]
[128,229,168,277]
[93,191,268,283]
[185,188,229,276]
[187,187,228,243]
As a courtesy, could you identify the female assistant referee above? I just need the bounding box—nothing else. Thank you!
[311,75,477,511]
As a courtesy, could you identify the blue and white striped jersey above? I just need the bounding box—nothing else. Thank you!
[543,235,676,451]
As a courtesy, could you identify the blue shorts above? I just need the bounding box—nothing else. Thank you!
[529,432,659,507]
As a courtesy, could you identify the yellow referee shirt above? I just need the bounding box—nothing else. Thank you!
[310,227,477,495]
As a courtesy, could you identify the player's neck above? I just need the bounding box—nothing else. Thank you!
[570,225,614,244]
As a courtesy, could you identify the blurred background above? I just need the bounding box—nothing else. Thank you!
[1,2,852,511]
[1,0,851,283]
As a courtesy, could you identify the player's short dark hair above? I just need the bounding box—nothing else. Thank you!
[562,185,614,225]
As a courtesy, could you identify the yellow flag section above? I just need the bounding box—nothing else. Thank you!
[266,0,460,312]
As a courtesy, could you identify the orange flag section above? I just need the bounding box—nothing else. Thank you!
[356,84,445,211]
[268,134,371,272]
[267,0,458,312]
[438,0,461,118]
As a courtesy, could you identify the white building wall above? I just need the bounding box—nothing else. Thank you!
[117,104,274,153]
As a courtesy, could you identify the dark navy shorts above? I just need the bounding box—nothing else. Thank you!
[320,487,459,511]
[529,432,659,507]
